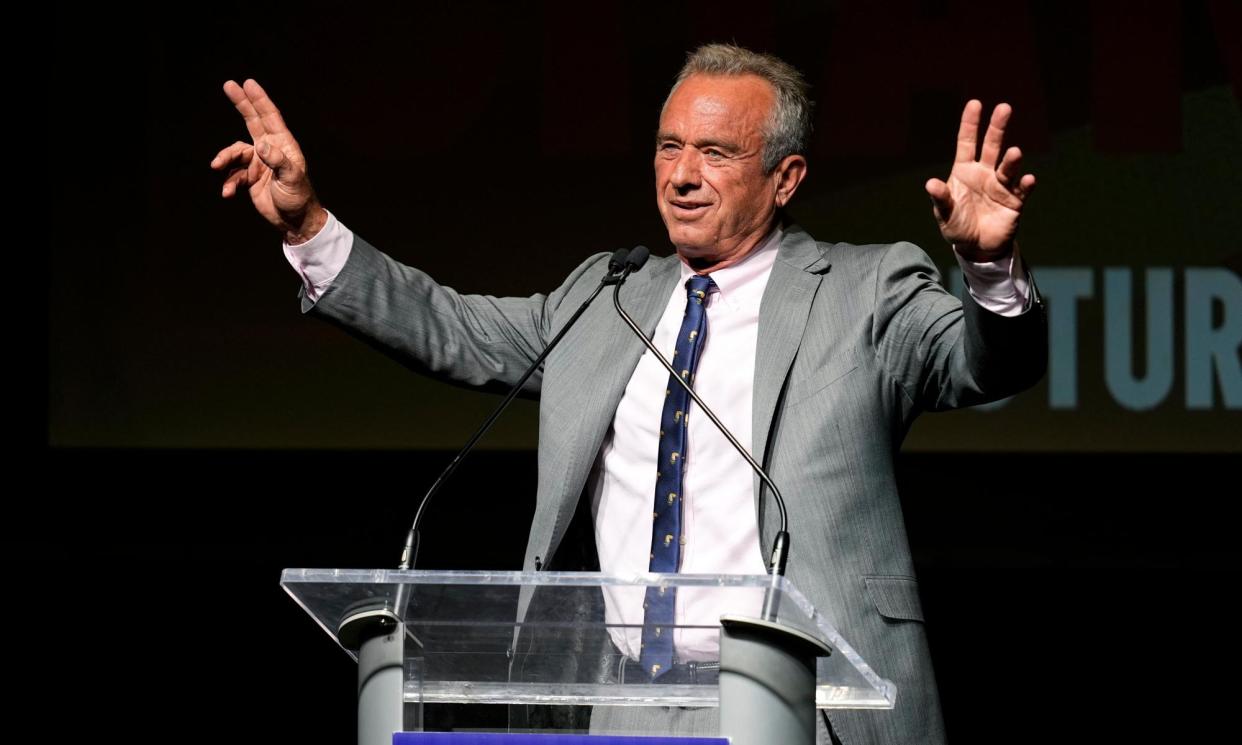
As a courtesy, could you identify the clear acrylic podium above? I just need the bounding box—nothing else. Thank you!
[282,569,895,744]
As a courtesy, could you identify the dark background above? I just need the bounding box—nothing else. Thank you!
[31,1,1241,743]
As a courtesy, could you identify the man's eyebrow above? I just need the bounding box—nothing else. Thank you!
[654,132,742,152]
[693,137,741,152]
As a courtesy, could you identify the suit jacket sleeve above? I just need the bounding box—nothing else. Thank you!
[296,231,611,398]
[871,240,1047,412]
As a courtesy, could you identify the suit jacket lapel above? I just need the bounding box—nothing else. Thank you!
[543,229,827,561]
[547,254,682,548]
[752,225,830,528]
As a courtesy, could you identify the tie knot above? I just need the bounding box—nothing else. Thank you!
[685,275,716,303]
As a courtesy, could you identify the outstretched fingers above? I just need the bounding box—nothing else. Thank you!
[1014,173,1037,200]
[223,78,294,146]
[979,103,1012,168]
[998,147,1037,200]
[211,140,253,171]
[222,166,251,198]
[997,146,1023,185]
[954,99,983,164]
[243,79,293,138]
[213,141,258,198]
[224,80,267,142]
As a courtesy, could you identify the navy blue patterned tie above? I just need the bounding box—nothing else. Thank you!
[640,274,716,680]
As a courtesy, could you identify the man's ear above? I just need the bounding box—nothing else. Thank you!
[773,154,808,208]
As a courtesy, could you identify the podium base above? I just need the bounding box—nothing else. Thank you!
[719,615,833,745]
[340,606,404,745]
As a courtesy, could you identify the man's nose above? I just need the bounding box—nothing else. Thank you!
[670,148,701,192]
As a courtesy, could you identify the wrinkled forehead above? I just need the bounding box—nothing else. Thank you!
[659,73,774,142]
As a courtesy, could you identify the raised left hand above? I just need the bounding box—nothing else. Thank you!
[925,100,1036,261]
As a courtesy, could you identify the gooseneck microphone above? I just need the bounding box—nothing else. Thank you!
[352,249,646,705]
[397,248,637,571]
[611,246,792,621]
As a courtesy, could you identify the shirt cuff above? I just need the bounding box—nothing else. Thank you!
[281,210,354,303]
[953,243,1032,317]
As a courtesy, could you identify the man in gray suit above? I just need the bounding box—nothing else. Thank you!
[214,44,1045,744]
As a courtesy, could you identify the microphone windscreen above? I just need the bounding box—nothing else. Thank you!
[609,248,630,274]
[626,245,650,272]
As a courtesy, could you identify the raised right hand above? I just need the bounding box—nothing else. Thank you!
[212,79,326,244]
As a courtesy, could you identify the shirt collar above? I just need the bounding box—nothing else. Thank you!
[678,225,783,311]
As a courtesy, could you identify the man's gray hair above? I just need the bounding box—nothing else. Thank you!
[664,43,812,173]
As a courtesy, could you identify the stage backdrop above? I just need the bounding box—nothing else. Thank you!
[50,0,1240,452]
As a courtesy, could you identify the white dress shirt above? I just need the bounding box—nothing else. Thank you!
[590,228,781,661]
[284,211,1032,661]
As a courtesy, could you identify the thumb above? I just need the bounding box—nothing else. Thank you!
[255,137,293,180]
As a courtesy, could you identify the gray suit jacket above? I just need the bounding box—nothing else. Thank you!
[299,222,1047,744]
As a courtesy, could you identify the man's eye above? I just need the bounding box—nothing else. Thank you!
[704,149,724,160]
[659,142,680,153]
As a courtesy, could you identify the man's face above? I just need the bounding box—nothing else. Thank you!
[655,73,781,270]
